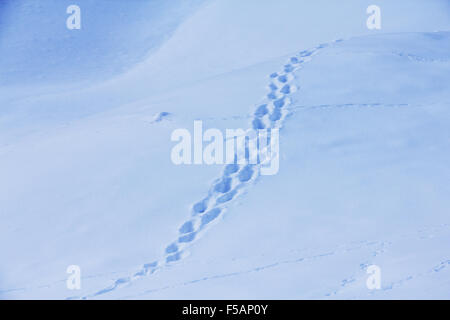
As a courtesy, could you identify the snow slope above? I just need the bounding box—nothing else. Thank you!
[0,0,205,85]
[0,0,449,299]
[74,31,450,300]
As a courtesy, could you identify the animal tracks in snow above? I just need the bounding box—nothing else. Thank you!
[79,41,342,299]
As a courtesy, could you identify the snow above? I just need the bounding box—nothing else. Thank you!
[0,0,449,299]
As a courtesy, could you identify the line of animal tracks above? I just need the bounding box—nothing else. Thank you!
[77,40,342,299]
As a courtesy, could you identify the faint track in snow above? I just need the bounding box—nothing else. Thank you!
[122,239,387,299]
[287,101,450,113]
[325,224,450,298]
[77,40,343,299]
[325,255,450,299]
[119,223,450,299]
[5,223,449,298]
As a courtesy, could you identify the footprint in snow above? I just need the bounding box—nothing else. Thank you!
[150,111,172,123]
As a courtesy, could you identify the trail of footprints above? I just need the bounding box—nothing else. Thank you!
[84,41,340,299]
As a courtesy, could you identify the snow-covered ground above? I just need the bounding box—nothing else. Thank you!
[0,0,449,299]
